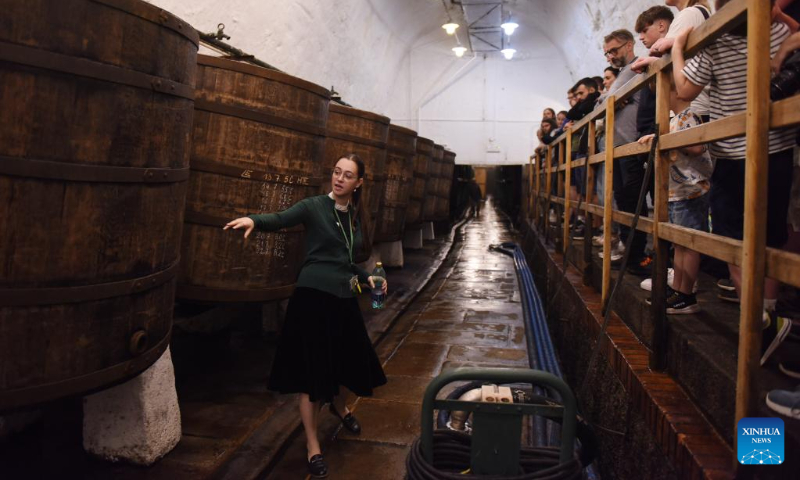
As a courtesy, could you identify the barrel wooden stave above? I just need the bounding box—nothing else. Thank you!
[424,144,445,222]
[179,56,329,302]
[0,0,196,410]
[374,125,417,243]
[323,104,390,261]
[406,137,434,228]
[435,150,456,220]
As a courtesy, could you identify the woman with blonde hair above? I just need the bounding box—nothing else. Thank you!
[225,153,388,478]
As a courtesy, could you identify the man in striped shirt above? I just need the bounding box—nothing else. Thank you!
[672,0,794,365]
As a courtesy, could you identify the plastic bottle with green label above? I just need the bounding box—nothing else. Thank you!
[371,262,386,309]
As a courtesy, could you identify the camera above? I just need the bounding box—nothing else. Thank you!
[771,50,800,101]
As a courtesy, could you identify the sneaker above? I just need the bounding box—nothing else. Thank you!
[572,223,585,240]
[716,278,735,291]
[548,209,557,224]
[779,361,800,380]
[765,386,800,419]
[592,233,604,246]
[717,288,740,303]
[627,256,653,277]
[646,286,678,306]
[640,268,674,291]
[666,292,701,315]
[761,311,791,366]
[598,240,624,262]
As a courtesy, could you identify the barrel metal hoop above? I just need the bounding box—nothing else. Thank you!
[183,210,304,232]
[0,262,179,307]
[325,131,388,150]
[176,283,296,303]
[194,98,326,137]
[190,159,323,187]
[91,0,200,45]
[0,327,172,411]
[0,41,194,100]
[0,155,190,183]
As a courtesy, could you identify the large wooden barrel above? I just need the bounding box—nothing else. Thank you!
[323,104,390,262]
[178,56,330,303]
[406,137,434,229]
[435,149,456,221]
[0,0,197,410]
[374,125,417,243]
[424,144,445,221]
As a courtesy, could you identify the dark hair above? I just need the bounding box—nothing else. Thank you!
[635,6,674,33]
[338,153,365,229]
[542,118,558,130]
[543,107,556,117]
[592,76,604,90]
[604,29,634,45]
[557,110,568,117]
[574,77,598,93]
[604,66,620,77]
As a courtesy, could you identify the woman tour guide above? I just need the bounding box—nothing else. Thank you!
[224,154,388,478]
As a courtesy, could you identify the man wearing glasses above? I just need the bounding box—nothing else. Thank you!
[598,29,650,273]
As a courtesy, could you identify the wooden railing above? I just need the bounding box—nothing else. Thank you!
[526,0,800,459]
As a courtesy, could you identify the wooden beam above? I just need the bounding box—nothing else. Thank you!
[602,97,615,308]
[587,152,605,165]
[659,113,746,150]
[584,120,598,285]
[613,141,650,159]
[564,128,573,253]
[736,1,771,463]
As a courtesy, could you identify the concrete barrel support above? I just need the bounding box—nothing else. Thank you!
[83,347,181,465]
[403,228,424,249]
[422,222,435,241]
[375,240,404,267]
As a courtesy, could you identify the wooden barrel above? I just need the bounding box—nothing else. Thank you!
[406,137,434,229]
[323,104,390,262]
[178,55,330,302]
[436,149,456,221]
[425,144,445,221]
[374,125,417,243]
[0,0,197,410]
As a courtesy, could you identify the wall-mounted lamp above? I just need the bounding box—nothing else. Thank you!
[501,47,516,60]
[452,46,467,57]
[442,22,459,35]
[500,21,519,36]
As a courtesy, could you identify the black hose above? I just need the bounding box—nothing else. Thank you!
[406,430,583,480]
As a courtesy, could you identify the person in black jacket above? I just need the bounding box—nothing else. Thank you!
[565,77,601,238]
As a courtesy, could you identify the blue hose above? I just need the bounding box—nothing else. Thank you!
[492,242,599,480]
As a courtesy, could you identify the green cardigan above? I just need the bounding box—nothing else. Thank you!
[249,195,370,298]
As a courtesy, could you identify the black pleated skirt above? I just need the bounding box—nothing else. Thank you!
[267,287,387,402]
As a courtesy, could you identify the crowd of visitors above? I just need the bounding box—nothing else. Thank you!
[533,0,800,420]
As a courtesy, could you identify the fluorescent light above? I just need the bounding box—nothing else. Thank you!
[442,22,459,35]
[452,46,467,57]
[501,48,516,60]
[501,22,519,36]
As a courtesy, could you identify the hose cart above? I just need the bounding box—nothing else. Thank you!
[406,368,586,479]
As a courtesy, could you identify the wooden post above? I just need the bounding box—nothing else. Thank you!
[545,145,553,239]
[556,139,566,251]
[601,97,615,309]
[584,120,597,285]
[563,128,573,255]
[534,152,542,224]
[528,155,534,224]
[651,71,671,371]
[735,0,771,461]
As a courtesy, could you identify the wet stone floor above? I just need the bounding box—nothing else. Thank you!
[265,202,527,480]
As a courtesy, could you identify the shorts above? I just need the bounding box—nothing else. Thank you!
[709,149,793,248]
[669,193,709,232]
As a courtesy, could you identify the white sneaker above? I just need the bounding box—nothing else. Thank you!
[598,240,625,262]
[592,233,604,246]
[548,209,557,223]
[639,268,698,293]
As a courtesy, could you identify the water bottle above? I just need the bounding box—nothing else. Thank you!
[371,262,386,309]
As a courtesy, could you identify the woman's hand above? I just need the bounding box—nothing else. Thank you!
[637,134,655,145]
[367,276,388,294]
[223,217,255,238]
[649,37,675,57]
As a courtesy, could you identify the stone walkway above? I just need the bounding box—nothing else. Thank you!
[265,201,528,479]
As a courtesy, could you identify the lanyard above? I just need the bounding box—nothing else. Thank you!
[334,206,355,265]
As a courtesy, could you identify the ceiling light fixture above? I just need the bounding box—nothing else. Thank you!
[501,21,519,36]
[501,47,516,60]
[442,22,459,35]
[452,46,467,57]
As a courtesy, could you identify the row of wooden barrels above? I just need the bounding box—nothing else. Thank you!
[0,0,456,410]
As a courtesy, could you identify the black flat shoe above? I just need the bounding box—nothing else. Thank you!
[308,454,328,478]
[329,404,361,434]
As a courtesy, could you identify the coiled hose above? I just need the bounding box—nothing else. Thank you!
[406,430,583,480]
